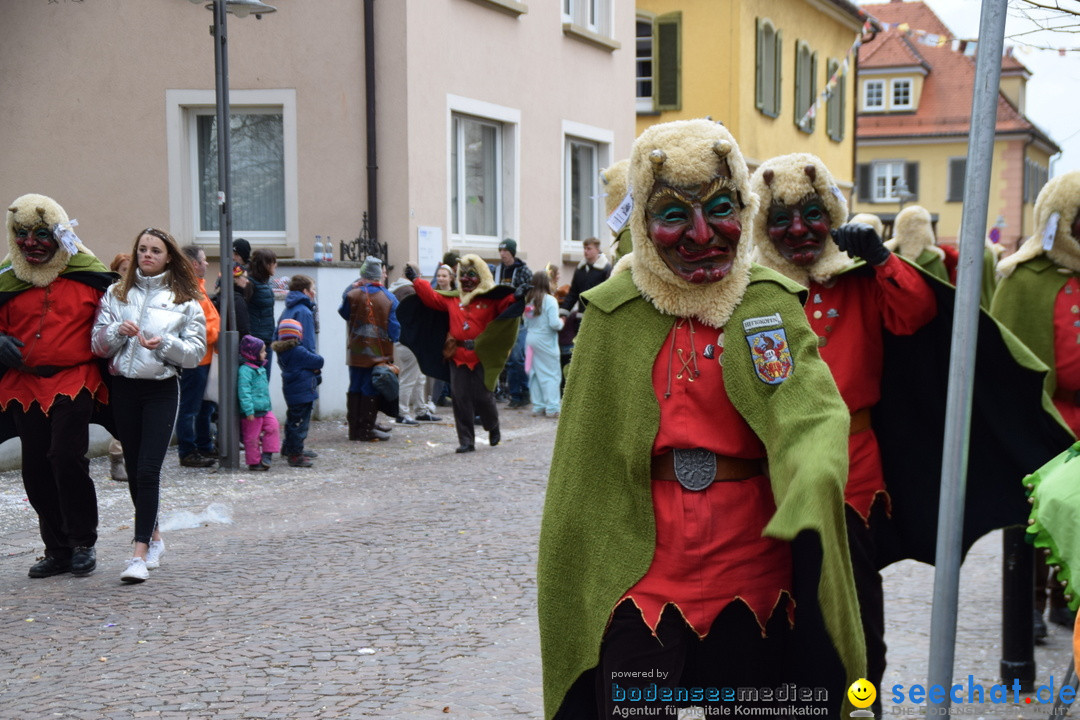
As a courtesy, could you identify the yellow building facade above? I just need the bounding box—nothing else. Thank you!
[635,0,872,191]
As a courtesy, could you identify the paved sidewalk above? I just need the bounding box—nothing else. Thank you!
[0,410,1073,719]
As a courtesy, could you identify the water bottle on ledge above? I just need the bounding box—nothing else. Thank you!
[314,234,324,262]
[324,235,333,262]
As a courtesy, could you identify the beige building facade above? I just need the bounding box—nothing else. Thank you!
[0,0,635,274]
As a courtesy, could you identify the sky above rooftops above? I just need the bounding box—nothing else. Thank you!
[864,0,1080,175]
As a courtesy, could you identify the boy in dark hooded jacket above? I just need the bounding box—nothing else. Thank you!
[272,318,323,467]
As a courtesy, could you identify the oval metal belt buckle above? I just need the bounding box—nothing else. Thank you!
[672,448,716,491]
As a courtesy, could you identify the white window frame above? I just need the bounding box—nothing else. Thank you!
[446,95,520,252]
[561,120,613,254]
[863,79,885,112]
[564,0,611,37]
[166,89,298,255]
[871,161,906,203]
[891,78,913,109]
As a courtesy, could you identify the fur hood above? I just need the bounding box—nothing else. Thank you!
[749,153,854,286]
[849,212,884,241]
[601,159,630,221]
[998,171,1080,278]
[578,253,611,272]
[627,119,759,329]
[271,337,300,353]
[5,193,94,288]
[457,253,496,307]
[886,205,944,263]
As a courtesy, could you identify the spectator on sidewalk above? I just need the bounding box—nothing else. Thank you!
[491,239,531,408]
[339,256,400,442]
[237,334,280,471]
[247,249,278,378]
[176,244,221,469]
[522,271,563,418]
[272,318,322,467]
[389,274,442,425]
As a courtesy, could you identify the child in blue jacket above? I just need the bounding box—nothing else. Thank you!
[272,318,324,467]
[238,335,280,471]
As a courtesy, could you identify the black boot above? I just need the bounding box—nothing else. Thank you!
[358,395,391,441]
[347,393,363,441]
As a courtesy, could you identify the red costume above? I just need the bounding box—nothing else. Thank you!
[1052,276,1080,433]
[806,254,937,519]
[412,277,516,368]
[624,318,793,637]
[0,278,107,413]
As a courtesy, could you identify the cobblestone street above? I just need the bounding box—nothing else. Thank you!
[0,410,1073,719]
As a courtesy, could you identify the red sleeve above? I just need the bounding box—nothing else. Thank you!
[412,277,451,311]
[496,293,517,313]
[873,254,937,336]
[940,244,959,285]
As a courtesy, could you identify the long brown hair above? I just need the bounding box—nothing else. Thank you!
[525,269,552,315]
[115,227,201,304]
[248,248,277,283]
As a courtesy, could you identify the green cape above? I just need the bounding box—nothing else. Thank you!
[538,266,865,718]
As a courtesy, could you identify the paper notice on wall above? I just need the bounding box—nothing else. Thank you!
[417,226,443,276]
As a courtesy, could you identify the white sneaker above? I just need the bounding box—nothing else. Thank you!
[120,557,149,583]
[145,539,165,570]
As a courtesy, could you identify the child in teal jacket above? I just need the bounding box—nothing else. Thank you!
[238,334,280,470]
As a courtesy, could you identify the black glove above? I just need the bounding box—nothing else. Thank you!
[0,334,24,368]
[832,223,890,266]
[514,283,530,301]
[404,264,418,282]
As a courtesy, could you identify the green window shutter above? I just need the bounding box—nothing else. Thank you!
[905,162,919,200]
[827,59,845,142]
[857,164,871,202]
[773,29,783,118]
[794,43,815,133]
[756,18,765,112]
[947,158,966,202]
[655,13,681,111]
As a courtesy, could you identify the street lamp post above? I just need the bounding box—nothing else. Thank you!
[193,0,276,469]
[894,177,915,211]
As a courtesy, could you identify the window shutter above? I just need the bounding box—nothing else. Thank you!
[857,164,871,202]
[655,13,681,111]
[947,158,966,202]
[905,162,919,199]
[773,29,783,117]
[756,18,765,112]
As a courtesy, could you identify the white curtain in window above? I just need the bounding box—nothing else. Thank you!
[197,113,285,233]
[569,140,598,242]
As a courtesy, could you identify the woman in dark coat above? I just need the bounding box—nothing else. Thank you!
[247,249,277,377]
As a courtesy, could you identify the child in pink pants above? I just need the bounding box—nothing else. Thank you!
[237,335,281,470]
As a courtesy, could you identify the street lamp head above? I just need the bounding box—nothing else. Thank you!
[195,0,277,18]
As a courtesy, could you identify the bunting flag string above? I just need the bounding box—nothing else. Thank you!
[796,18,1080,129]
[796,21,870,130]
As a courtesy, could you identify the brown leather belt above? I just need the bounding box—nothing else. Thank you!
[1054,387,1080,407]
[850,407,872,435]
[651,450,762,484]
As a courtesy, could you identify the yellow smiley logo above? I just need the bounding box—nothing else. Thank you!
[847,678,876,709]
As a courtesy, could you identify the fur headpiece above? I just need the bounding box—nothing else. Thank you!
[601,158,631,221]
[849,212,884,240]
[627,119,759,328]
[886,205,943,263]
[750,153,854,286]
[456,253,496,307]
[998,171,1080,278]
[6,193,93,287]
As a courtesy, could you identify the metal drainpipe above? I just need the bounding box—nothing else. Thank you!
[364,0,378,250]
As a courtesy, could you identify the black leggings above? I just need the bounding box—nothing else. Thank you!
[110,376,179,544]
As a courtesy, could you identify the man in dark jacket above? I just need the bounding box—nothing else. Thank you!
[491,239,531,407]
[559,237,611,375]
